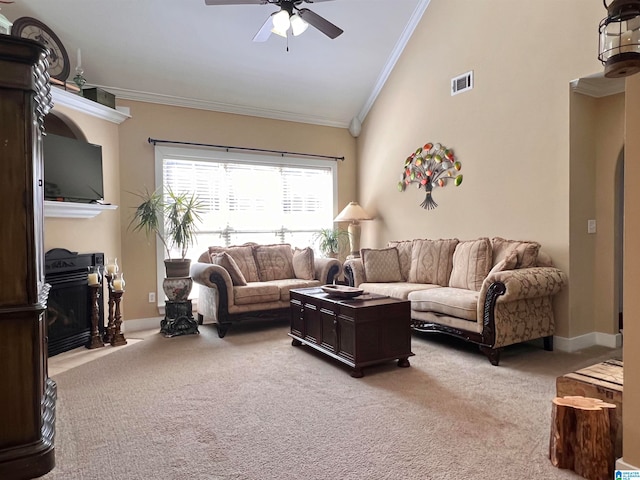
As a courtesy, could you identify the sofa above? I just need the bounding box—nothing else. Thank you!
[344,237,567,365]
[191,243,342,338]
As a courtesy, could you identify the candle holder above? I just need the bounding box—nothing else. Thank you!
[105,257,119,276]
[73,65,86,92]
[103,272,115,344]
[87,267,105,349]
[110,289,127,346]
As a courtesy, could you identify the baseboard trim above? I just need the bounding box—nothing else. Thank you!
[616,458,639,470]
[122,317,162,333]
[553,331,622,352]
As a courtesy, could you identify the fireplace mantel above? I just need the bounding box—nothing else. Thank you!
[44,201,118,219]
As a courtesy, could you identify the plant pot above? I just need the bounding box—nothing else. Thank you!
[164,259,191,278]
[162,276,193,302]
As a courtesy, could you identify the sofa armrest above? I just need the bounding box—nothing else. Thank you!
[344,258,365,287]
[190,262,235,311]
[481,266,567,303]
[314,257,342,284]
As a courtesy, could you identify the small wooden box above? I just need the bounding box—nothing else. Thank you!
[82,87,115,109]
[556,359,623,457]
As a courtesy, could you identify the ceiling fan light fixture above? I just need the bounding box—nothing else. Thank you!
[271,25,288,38]
[272,9,291,32]
[290,14,309,36]
[598,0,640,77]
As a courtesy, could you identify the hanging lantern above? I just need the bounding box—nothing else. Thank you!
[598,0,640,77]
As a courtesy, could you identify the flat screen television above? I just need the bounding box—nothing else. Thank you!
[43,133,104,203]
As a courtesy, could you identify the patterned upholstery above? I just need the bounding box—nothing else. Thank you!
[253,244,295,281]
[408,238,459,286]
[449,238,492,291]
[361,247,403,283]
[387,240,413,281]
[344,237,568,362]
[491,237,540,269]
[210,252,247,286]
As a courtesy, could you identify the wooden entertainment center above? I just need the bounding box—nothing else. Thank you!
[0,36,57,478]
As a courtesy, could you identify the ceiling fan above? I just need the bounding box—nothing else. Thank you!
[204,0,344,42]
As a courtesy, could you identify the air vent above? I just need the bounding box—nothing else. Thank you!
[451,71,473,96]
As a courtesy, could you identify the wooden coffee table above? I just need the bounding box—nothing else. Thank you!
[289,287,413,377]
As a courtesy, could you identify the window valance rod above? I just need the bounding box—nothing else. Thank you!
[147,137,344,162]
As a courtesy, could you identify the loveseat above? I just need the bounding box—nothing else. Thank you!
[191,243,341,338]
[344,237,567,365]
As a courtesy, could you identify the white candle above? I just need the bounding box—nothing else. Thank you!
[113,279,124,291]
[77,48,82,68]
[106,264,117,275]
[88,272,99,285]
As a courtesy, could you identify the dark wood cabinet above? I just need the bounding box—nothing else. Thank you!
[0,36,56,479]
[289,288,413,377]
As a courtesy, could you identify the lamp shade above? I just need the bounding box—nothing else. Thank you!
[290,14,308,36]
[334,202,372,223]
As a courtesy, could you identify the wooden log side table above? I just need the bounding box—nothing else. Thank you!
[549,395,617,480]
[556,359,623,458]
[289,287,413,378]
[160,300,199,337]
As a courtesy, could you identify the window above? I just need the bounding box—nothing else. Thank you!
[153,145,338,300]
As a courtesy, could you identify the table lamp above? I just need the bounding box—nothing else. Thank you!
[334,201,372,258]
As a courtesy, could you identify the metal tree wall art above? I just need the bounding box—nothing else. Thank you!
[398,142,463,210]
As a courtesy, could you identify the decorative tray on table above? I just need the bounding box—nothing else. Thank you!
[321,284,364,299]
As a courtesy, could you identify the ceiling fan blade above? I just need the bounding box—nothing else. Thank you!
[204,0,268,5]
[253,14,274,42]
[297,8,343,39]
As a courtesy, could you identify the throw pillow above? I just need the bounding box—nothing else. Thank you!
[387,240,412,281]
[491,237,540,269]
[488,249,518,275]
[211,252,247,286]
[361,247,403,283]
[253,244,294,281]
[224,245,261,283]
[408,238,459,286]
[292,247,315,280]
[449,238,492,291]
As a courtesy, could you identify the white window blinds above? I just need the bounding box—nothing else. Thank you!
[160,149,336,262]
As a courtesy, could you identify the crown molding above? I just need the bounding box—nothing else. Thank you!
[570,74,625,98]
[51,87,131,124]
[80,0,431,131]
[92,85,349,129]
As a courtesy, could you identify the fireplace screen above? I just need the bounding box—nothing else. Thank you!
[45,249,104,357]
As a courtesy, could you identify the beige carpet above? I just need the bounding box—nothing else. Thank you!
[42,320,620,480]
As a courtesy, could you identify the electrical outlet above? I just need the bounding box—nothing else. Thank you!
[587,219,597,234]
[148,292,156,303]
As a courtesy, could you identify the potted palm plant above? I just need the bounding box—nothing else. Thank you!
[313,228,349,258]
[129,187,204,279]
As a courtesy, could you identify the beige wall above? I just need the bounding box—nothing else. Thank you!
[569,92,625,338]
[356,0,605,339]
[593,94,625,336]
[117,100,356,320]
[356,0,638,466]
[44,104,122,323]
[623,74,640,467]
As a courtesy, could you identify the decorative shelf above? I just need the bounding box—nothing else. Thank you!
[51,87,130,124]
[44,201,118,219]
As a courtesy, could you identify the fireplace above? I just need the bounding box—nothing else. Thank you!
[45,248,104,357]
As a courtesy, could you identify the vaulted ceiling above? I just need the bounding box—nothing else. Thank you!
[3,0,430,129]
